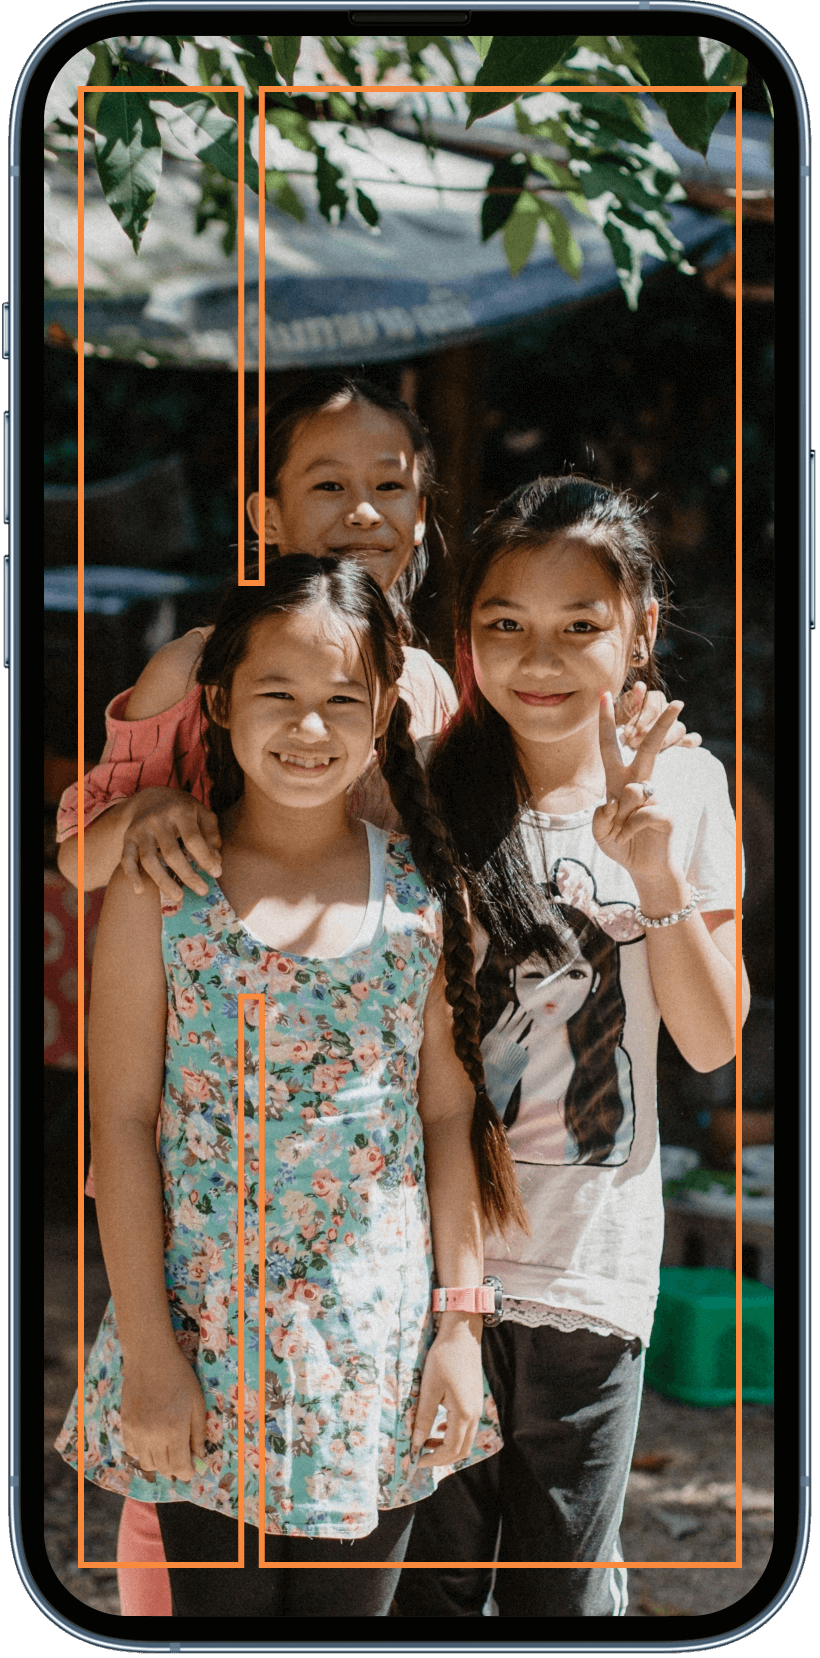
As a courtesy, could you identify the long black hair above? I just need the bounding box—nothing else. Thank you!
[197,555,527,1235]
[429,475,667,966]
[247,373,446,641]
[477,898,629,1165]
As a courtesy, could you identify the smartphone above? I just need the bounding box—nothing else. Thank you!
[5,1,809,1650]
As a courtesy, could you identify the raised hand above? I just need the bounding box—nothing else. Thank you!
[491,999,534,1049]
[616,681,702,751]
[592,691,682,883]
[120,786,222,903]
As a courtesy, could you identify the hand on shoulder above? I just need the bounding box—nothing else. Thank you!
[124,627,213,719]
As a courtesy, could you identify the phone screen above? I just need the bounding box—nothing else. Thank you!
[8,4,808,1649]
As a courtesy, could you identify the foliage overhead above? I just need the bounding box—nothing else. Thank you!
[45,33,747,307]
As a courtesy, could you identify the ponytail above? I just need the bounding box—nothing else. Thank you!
[379,697,529,1237]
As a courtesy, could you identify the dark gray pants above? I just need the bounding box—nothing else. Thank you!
[393,1321,645,1619]
[156,1500,414,1617]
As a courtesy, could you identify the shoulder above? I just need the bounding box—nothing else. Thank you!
[398,647,457,731]
[384,832,437,909]
[123,627,213,720]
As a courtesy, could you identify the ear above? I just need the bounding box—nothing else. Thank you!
[632,597,659,664]
[246,492,281,545]
[204,683,229,728]
[373,685,399,740]
[414,495,427,547]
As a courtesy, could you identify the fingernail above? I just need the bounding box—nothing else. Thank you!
[192,1456,207,1474]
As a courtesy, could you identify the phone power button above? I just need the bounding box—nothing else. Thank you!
[3,555,9,668]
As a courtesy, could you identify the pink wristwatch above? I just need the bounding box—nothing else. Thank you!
[431,1276,503,1326]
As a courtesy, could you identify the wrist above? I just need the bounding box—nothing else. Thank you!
[432,1311,484,1342]
[633,868,690,914]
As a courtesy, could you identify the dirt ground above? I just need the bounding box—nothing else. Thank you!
[44,1217,772,1625]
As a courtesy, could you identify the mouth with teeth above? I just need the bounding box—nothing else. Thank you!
[274,752,336,771]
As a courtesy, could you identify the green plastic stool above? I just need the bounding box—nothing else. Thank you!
[645,1266,774,1407]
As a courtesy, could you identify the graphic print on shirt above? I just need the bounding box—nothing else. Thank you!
[477,859,642,1168]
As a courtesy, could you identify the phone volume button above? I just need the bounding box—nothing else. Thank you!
[3,555,9,668]
[1,303,8,360]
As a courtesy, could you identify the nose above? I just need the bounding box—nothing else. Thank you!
[345,497,383,528]
[292,708,330,742]
[521,634,564,675]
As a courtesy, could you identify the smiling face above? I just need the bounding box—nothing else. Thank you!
[213,604,394,815]
[515,955,596,1023]
[470,533,658,751]
[247,398,427,594]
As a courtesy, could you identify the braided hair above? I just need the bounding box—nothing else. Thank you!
[197,555,526,1235]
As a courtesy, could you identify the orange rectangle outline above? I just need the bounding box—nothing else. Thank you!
[72,74,746,1575]
[75,82,246,1570]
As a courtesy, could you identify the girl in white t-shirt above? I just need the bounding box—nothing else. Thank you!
[395,474,749,1620]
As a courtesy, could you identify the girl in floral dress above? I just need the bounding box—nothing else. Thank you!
[57,556,525,1619]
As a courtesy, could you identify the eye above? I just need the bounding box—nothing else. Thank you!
[376,480,404,491]
[327,694,365,705]
[566,620,599,634]
[313,480,343,492]
[489,617,523,633]
[567,968,587,980]
[261,690,293,700]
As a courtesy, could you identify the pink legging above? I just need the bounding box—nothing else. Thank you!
[117,1499,171,1617]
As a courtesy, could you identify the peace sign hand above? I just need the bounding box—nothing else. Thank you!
[592,691,680,881]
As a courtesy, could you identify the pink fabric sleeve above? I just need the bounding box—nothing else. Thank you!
[56,683,210,842]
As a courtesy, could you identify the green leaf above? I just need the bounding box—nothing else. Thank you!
[469,36,493,63]
[356,187,380,227]
[374,47,402,83]
[633,34,708,87]
[94,90,162,253]
[481,154,528,240]
[266,105,315,152]
[194,167,237,255]
[537,200,583,279]
[529,152,576,192]
[271,177,305,221]
[148,94,244,185]
[503,191,540,276]
[328,91,355,121]
[229,35,277,94]
[44,46,95,125]
[467,35,577,125]
[315,145,348,222]
[320,35,362,86]
[268,35,302,85]
[631,35,740,156]
[157,36,189,65]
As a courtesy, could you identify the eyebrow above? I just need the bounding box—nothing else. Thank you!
[253,672,369,691]
[303,453,405,474]
[477,596,610,613]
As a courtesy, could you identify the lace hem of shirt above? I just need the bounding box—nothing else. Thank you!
[502,1298,637,1341]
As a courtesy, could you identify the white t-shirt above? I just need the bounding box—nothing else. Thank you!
[480,744,738,1347]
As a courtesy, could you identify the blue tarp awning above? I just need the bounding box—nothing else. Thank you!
[45,121,738,370]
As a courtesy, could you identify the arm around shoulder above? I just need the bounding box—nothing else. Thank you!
[124,627,210,719]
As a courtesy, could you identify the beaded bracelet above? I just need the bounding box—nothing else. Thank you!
[634,888,702,929]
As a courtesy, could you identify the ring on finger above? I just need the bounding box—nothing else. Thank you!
[640,780,655,800]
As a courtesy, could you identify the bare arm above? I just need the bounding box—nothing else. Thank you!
[413,962,485,1467]
[57,629,221,897]
[89,867,207,1479]
[634,888,748,1071]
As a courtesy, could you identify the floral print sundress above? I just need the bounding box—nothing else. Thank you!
[57,826,502,1538]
